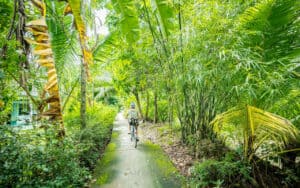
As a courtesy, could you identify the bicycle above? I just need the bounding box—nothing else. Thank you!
[130,118,139,148]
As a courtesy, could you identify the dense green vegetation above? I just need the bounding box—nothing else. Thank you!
[102,0,300,187]
[0,0,299,187]
[0,103,117,186]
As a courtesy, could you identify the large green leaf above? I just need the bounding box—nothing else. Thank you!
[150,0,174,39]
[45,1,74,77]
[93,32,117,62]
[111,0,139,43]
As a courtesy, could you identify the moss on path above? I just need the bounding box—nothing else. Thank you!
[90,113,184,188]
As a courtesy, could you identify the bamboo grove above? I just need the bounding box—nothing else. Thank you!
[99,0,300,175]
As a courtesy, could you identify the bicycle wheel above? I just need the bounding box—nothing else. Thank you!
[134,125,138,148]
[130,125,134,142]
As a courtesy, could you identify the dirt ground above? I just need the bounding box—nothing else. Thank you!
[140,122,195,176]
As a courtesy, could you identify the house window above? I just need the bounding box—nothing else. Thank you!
[19,101,30,115]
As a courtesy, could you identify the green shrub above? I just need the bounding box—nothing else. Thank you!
[86,103,117,127]
[0,126,90,187]
[190,152,252,188]
[0,103,117,187]
[65,102,118,170]
[76,124,113,170]
[65,102,117,128]
[142,99,169,122]
[157,100,169,122]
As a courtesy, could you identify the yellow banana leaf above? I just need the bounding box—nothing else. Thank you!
[67,0,93,77]
[26,0,64,135]
[33,48,53,56]
[63,4,72,15]
[30,0,45,15]
[27,18,47,27]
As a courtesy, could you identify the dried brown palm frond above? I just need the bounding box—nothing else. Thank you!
[26,0,64,136]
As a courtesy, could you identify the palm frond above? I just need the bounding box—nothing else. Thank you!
[239,0,300,61]
[211,105,300,161]
[93,32,117,62]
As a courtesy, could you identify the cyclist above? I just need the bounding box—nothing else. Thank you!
[127,102,139,141]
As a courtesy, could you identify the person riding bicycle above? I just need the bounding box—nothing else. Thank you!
[127,102,139,141]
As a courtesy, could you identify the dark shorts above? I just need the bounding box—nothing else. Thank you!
[129,118,139,126]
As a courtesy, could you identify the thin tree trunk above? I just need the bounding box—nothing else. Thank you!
[141,0,164,68]
[7,71,37,106]
[168,95,172,126]
[154,91,158,123]
[4,0,35,107]
[17,0,30,68]
[133,90,144,120]
[181,85,189,143]
[80,61,87,129]
[145,91,150,121]
[154,13,169,56]
[178,0,184,71]
[62,77,80,112]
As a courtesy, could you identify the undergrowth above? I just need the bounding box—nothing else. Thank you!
[0,103,117,187]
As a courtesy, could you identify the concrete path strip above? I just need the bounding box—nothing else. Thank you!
[90,113,183,188]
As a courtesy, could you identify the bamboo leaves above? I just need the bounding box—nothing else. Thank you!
[239,0,273,31]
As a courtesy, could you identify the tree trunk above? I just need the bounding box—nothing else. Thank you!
[17,0,30,69]
[80,61,87,129]
[133,90,144,120]
[154,91,158,123]
[168,94,174,127]
[145,91,150,121]
[62,77,79,112]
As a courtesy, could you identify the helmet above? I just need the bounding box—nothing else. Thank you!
[130,102,135,108]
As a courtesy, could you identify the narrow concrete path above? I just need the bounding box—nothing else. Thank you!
[91,113,182,188]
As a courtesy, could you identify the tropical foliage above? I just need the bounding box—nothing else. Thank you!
[211,105,300,162]
[0,0,299,187]
[0,103,117,187]
[26,0,64,135]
